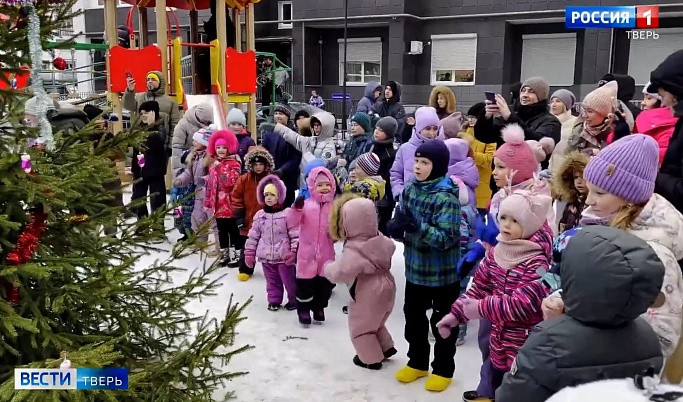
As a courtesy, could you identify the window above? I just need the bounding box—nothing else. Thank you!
[278,1,292,30]
[338,37,382,86]
[629,28,683,85]
[430,34,477,86]
[521,33,576,86]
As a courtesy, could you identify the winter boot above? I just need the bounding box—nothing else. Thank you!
[395,366,429,383]
[268,303,281,311]
[284,302,297,311]
[219,250,231,267]
[425,374,452,392]
[463,391,494,401]
[236,273,251,281]
[228,248,240,268]
[383,347,397,360]
[313,310,325,324]
[298,309,312,326]
[353,355,382,370]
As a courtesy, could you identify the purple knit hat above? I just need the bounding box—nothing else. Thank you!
[583,134,658,204]
[414,107,441,135]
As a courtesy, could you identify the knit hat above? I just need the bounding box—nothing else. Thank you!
[642,81,662,101]
[227,108,246,126]
[583,81,618,117]
[355,152,380,176]
[467,102,486,119]
[193,127,214,147]
[146,72,160,82]
[414,106,441,136]
[493,124,547,185]
[522,77,550,102]
[264,183,278,198]
[498,190,552,238]
[526,137,556,160]
[550,89,576,111]
[139,100,160,121]
[415,140,450,181]
[274,104,291,119]
[583,134,658,204]
[440,111,463,139]
[375,116,398,139]
[350,112,371,133]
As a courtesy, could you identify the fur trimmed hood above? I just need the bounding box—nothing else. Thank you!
[551,151,590,202]
[256,174,287,205]
[329,193,359,241]
[244,146,275,172]
[429,85,457,116]
[207,129,239,157]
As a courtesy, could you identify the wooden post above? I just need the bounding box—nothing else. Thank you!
[155,0,168,95]
[139,7,149,47]
[246,3,256,137]
[104,0,123,134]
[216,0,228,109]
[190,10,199,94]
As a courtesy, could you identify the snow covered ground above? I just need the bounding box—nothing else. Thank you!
[136,202,483,401]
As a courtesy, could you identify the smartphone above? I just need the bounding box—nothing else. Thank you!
[484,91,496,102]
[125,70,133,79]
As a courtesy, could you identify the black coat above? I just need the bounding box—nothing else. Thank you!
[370,141,396,208]
[372,81,407,143]
[655,118,683,212]
[132,124,168,180]
[473,100,561,169]
[261,129,301,204]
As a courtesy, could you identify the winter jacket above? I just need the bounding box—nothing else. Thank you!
[235,130,256,169]
[452,223,553,371]
[171,104,212,171]
[548,111,577,172]
[309,95,325,109]
[459,204,479,258]
[356,81,382,114]
[429,85,457,120]
[633,107,677,165]
[175,149,210,201]
[474,101,561,169]
[567,115,611,155]
[496,226,664,402]
[275,111,337,187]
[288,167,336,279]
[369,141,397,208]
[345,176,386,202]
[122,70,180,149]
[401,176,461,287]
[341,133,373,165]
[390,130,445,199]
[468,126,497,209]
[446,140,479,208]
[551,151,590,233]
[131,123,168,180]
[325,196,396,362]
[204,156,241,218]
[656,118,683,212]
[261,130,301,197]
[231,147,275,236]
[244,176,298,264]
[372,81,406,143]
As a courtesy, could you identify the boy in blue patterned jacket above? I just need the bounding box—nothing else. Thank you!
[386,140,461,393]
[171,149,196,241]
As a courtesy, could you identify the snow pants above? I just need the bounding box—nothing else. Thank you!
[476,318,495,398]
[296,276,333,313]
[262,263,297,305]
[191,198,217,243]
[348,291,395,365]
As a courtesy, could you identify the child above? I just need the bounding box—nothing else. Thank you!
[290,166,336,326]
[244,174,299,311]
[390,106,444,199]
[344,152,385,202]
[497,226,665,402]
[628,81,677,165]
[370,116,398,235]
[131,101,167,228]
[226,108,255,167]
[204,130,242,267]
[325,195,397,370]
[171,149,195,242]
[331,158,350,187]
[342,112,373,165]
[299,157,327,200]
[437,189,554,396]
[232,146,275,281]
[386,140,461,393]
[551,151,590,233]
[173,127,219,255]
[347,159,358,185]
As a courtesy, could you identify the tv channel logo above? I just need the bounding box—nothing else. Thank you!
[566,6,659,29]
[15,368,128,390]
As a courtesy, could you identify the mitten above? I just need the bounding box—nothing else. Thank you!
[234,209,246,228]
[284,251,296,266]
[386,210,417,239]
[462,298,482,321]
[612,111,632,142]
[436,313,460,339]
[245,254,256,268]
[294,195,305,210]
[457,242,485,279]
[477,214,499,246]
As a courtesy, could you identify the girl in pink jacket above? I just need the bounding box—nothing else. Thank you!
[290,167,337,326]
[437,189,553,394]
[325,195,397,370]
[244,174,299,312]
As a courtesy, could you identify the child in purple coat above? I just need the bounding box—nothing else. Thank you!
[244,175,299,311]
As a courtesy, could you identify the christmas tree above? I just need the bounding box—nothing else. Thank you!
[0,1,251,400]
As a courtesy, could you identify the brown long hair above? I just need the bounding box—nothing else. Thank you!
[610,203,645,230]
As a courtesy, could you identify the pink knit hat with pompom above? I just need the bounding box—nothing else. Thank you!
[493,124,554,185]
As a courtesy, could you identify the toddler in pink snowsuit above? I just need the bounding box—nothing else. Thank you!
[289,167,336,326]
[325,195,397,370]
[244,174,299,312]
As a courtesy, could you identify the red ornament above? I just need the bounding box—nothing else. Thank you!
[53,57,67,71]
[8,285,19,305]
[6,211,47,266]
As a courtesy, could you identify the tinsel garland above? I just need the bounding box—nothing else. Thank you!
[6,210,47,266]
[25,3,54,150]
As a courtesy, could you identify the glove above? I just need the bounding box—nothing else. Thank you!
[284,251,296,266]
[234,209,246,228]
[542,294,565,320]
[612,111,631,141]
[436,313,460,339]
[386,210,418,239]
[462,298,482,321]
[245,254,255,269]
[294,195,305,210]
[477,214,499,246]
[457,242,485,279]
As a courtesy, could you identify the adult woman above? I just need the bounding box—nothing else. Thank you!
[429,86,457,120]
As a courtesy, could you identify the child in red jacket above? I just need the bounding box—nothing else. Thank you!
[205,130,242,267]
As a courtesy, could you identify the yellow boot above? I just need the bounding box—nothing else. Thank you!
[395,366,429,383]
[237,273,251,282]
[424,374,452,392]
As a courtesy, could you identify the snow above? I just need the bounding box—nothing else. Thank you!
[134,200,483,401]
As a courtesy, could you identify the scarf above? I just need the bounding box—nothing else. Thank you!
[493,237,544,270]
[516,100,549,122]
[263,204,284,214]
[580,118,612,146]
[578,207,614,227]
